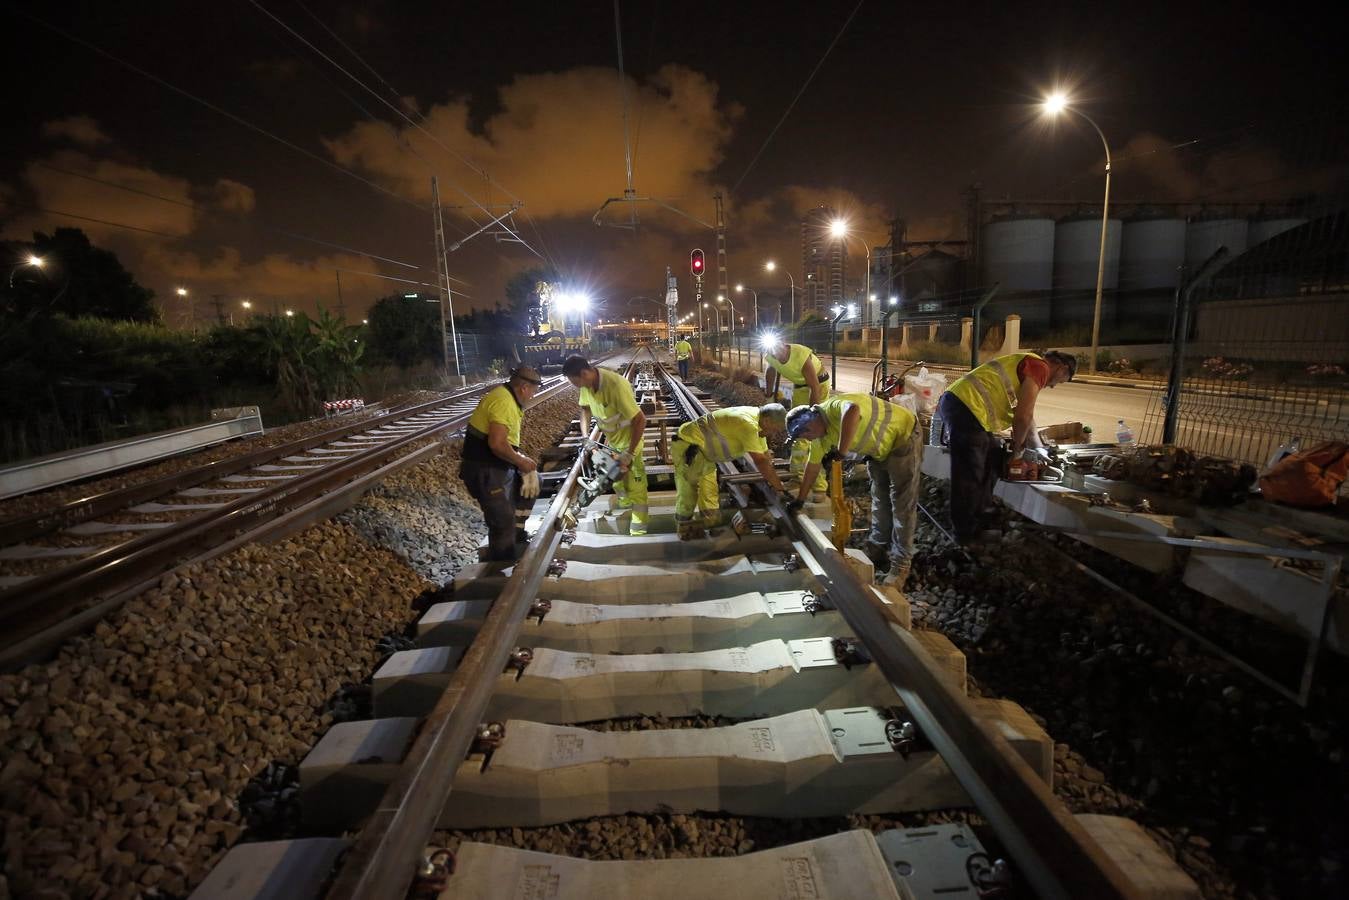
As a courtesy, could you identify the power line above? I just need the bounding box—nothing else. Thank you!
[27,160,472,278]
[13,8,427,214]
[730,0,866,196]
[246,0,542,258]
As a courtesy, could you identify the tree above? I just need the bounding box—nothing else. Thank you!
[365,292,441,366]
[1,228,159,323]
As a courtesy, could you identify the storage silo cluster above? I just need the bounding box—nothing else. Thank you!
[978,209,1306,338]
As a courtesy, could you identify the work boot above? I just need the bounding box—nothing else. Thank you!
[881,562,911,591]
[862,541,890,572]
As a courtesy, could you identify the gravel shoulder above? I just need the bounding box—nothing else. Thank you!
[0,385,580,899]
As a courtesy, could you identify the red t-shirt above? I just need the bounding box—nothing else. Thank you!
[1017,356,1050,389]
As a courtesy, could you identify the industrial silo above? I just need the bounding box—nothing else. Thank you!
[1248,216,1307,247]
[1120,217,1186,290]
[980,216,1054,292]
[1053,215,1122,292]
[1185,216,1248,267]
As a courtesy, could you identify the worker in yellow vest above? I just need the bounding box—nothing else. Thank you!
[762,338,829,494]
[939,350,1077,545]
[671,404,789,537]
[460,366,543,561]
[563,356,649,536]
[786,394,922,587]
[674,337,693,379]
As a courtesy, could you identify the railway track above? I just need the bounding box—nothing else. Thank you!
[0,376,573,667]
[191,350,1197,899]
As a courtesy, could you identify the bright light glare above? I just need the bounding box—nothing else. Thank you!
[847,304,857,317]
[241,300,252,309]
[284,309,294,317]
[888,296,898,306]
[176,287,188,296]
[764,260,776,272]
[829,219,848,238]
[26,255,44,267]
[756,330,781,351]
[734,284,744,292]
[1043,92,1069,115]
[830,305,842,316]
[555,292,591,314]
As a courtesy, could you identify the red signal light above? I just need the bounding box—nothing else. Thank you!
[690,248,705,275]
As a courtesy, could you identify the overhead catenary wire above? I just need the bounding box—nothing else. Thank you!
[13,8,428,215]
[246,0,543,259]
[26,160,479,280]
[730,0,866,196]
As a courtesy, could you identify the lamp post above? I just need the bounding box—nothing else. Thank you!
[828,305,854,385]
[8,254,45,288]
[734,284,759,328]
[1043,91,1112,374]
[829,220,871,327]
[764,261,794,326]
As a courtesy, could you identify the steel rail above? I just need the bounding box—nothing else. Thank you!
[0,385,492,546]
[0,378,571,651]
[657,362,1139,900]
[325,358,641,900]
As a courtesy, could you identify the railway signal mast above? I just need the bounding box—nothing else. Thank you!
[690,248,705,338]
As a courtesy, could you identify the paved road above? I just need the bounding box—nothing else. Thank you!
[724,348,1157,440]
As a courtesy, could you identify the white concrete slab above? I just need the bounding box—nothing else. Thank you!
[1077,815,1201,899]
[447,829,908,900]
[188,838,348,900]
[299,717,418,827]
[557,528,788,563]
[373,638,906,721]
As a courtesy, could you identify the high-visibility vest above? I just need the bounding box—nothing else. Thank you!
[946,352,1043,432]
[767,343,828,387]
[675,340,692,360]
[819,393,915,460]
[579,368,639,436]
[676,407,766,463]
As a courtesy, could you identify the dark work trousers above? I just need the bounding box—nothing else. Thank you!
[939,391,1004,542]
[461,460,531,561]
[677,358,690,379]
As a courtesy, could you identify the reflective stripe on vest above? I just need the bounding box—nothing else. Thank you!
[697,417,734,462]
[853,397,895,457]
[950,353,1038,432]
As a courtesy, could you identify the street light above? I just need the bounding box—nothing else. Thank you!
[734,284,760,327]
[8,254,45,288]
[829,220,872,327]
[1042,91,1112,374]
[284,309,294,318]
[764,260,795,325]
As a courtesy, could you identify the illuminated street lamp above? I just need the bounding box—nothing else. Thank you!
[1042,91,1112,374]
[764,260,794,324]
[734,284,759,327]
[8,254,45,287]
[284,309,294,318]
[829,220,872,327]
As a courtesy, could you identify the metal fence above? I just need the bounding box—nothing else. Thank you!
[1140,208,1349,469]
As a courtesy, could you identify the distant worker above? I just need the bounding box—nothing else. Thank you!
[674,336,693,379]
[786,394,921,588]
[763,337,830,494]
[671,404,789,538]
[562,356,649,536]
[459,365,543,561]
[939,350,1077,545]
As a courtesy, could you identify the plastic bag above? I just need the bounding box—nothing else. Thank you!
[888,392,918,415]
[1259,441,1349,507]
[903,366,947,415]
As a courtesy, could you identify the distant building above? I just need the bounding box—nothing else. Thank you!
[801,206,845,316]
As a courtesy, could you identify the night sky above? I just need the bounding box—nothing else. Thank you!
[2,0,1343,326]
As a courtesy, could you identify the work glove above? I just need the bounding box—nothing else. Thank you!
[821,449,843,468]
[520,470,541,499]
[781,493,805,513]
[683,443,700,465]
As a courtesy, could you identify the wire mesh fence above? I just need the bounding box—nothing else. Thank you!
[1139,207,1349,469]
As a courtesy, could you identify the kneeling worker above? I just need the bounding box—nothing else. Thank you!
[562,356,649,536]
[939,350,1076,546]
[460,365,542,560]
[786,393,921,588]
[763,337,829,494]
[671,404,789,536]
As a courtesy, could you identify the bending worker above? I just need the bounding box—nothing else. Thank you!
[671,403,789,537]
[786,394,921,588]
[674,335,693,379]
[938,350,1077,546]
[562,356,649,536]
[459,365,542,561]
[763,338,830,494]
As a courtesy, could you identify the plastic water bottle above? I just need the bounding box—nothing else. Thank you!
[1115,419,1135,447]
[929,406,945,446]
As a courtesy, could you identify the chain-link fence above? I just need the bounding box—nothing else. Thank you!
[1139,208,1349,469]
